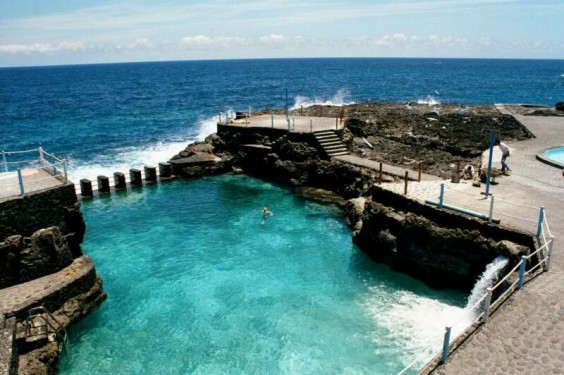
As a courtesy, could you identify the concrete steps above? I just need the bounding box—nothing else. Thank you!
[313,130,349,157]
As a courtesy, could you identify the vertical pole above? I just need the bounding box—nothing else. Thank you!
[456,161,460,174]
[310,119,313,133]
[17,168,24,195]
[336,117,338,130]
[62,160,68,184]
[484,131,496,197]
[378,163,383,184]
[439,182,445,208]
[418,163,422,182]
[536,206,545,237]
[292,117,295,130]
[488,195,495,224]
[518,255,527,289]
[218,112,221,123]
[403,171,408,195]
[271,115,274,129]
[2,151,7,172]
[248,106,251,118]
[545,237,555,271]
[38,147,45,167]
[482,287,493,324]
[300,105,303,116]
[441,326,452,364]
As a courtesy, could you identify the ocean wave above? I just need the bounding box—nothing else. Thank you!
[416,95,441,106]
[290,89,355,110]
[67,116,218,184]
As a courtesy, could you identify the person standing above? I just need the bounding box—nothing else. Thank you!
[496,140,511,174]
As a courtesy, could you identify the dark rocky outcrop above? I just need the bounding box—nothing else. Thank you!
[556,102,564,111]
[346,198,529,290]
[0,227,74,289]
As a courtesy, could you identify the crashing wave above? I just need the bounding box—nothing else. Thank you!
[67,116,218,184]
[416,95,441,106]
[291,89,355,110]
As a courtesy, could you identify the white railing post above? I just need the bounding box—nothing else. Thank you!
[62,160,68,184]
[17,168,24,195]
[488,195,495,224]
[545,237,555,271]
[441,326,452,364]
[2,150,7,172]
[38,147,45,167]
[482,287,493,324]
[271,115,274,129]
[439,183,445,208]
[292,117,295,130]
[518,255,527,289]
[536,206,545,237]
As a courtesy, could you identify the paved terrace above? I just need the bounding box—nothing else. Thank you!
[0,169,67,203]
[223,114,343,132]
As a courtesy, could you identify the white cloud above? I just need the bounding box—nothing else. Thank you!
[181,35,248,48]
[0,41,85,54]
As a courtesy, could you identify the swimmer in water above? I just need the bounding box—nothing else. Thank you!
[262,207,273,218]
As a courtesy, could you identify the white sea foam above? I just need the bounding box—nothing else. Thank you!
[362,255,509,370]
[67,116,218,184]
[416,95,441,106]
[290,89,355,110]
[362,288,464,369]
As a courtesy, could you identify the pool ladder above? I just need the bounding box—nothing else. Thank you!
[25,306,68,353]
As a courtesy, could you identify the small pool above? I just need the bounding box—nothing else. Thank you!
[537,147,564,169]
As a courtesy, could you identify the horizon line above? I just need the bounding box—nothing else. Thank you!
[2,56,564,70]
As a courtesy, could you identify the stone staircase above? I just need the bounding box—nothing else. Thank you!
[313,130,349,157]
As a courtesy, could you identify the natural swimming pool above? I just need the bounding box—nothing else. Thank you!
[58,174,467,374]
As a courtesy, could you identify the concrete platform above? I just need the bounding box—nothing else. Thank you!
[0,169,66,202]
[222,114,343,133]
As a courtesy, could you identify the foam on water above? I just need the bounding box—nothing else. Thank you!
[291,89,355,110]
[67,116,217,184]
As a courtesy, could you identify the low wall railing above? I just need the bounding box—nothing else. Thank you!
[397,209,555,374]
[218,111,345,132]
[1,147,68,197]
[426,182,544,232]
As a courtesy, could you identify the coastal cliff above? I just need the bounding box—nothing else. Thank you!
[169,103,536,292]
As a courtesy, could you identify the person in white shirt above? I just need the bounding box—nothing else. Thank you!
[495,140,511,174]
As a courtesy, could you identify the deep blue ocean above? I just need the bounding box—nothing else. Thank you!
[1,58,563,374]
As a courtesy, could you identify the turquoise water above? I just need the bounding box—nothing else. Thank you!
[544,147,564,165]
[58,175,466,374]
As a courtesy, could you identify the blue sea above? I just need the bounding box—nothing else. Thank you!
[1,58,563,374]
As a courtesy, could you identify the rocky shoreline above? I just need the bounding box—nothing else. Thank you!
[170,102,537,291]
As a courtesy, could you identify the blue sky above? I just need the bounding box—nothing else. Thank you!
[1,0,563,67]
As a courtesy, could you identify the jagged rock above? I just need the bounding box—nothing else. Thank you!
[19,227,73,284]
[556,102,564,111]
[344,197,366,233]
[294,187,346,206]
